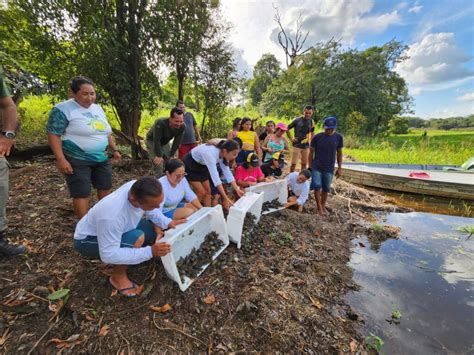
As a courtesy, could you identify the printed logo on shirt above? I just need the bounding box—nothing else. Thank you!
[88,117,107,132]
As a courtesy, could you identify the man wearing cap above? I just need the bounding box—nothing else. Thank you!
[287,105,314,173]
[261,151,284,178]
[308,116,343,216]
[0,68,27,256]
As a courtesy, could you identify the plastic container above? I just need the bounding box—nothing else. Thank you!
[246,179,288,214]
[159,205,229,291]
[226,192,264,248]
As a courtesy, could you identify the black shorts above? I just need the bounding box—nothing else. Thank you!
[64,156,112,198]
[182,153,210,182]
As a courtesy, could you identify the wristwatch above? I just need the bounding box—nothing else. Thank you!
[2,131,16,139]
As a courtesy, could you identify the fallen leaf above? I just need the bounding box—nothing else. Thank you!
[110,289,118,297]
[350,339,358,352]
[48,334,81,349]
[99,325,110,337]
[0,329,10,346]
[150,304,172,313]
[276,290,289,300]
[85,314,95,321]
[203,294,216,304]
[308,295,324,310]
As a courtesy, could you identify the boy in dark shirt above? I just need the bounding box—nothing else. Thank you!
[261,151,284,178]
[287,105,314,172]
[308,116,343,216]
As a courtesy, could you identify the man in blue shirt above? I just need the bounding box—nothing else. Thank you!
[308,116,343,216]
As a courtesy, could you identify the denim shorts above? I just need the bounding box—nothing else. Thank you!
[310,169,334,193]
[73,219,157,259]
[163,201,186,219]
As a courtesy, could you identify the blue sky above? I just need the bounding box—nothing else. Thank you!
[222,0,474,118]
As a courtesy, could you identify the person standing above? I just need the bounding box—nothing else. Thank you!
[146,107,185,178]
[308,116,343,216]
[262,122,290,163]
[236,117,262,164]
[176,100,201,159]
[258,120,275,143]
[46,76,122,219]
[287,105,314,172]
[0,68,26,255]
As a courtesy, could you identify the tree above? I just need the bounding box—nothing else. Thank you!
[13,0,167,158]
[248,53,280,106]
[273,7,312,67]
[389,116,409,134]
[153,1,216,101]
[198,38,237,139]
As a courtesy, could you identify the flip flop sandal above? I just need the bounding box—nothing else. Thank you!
[109,277,141,298]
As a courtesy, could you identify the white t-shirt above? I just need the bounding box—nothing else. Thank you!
[190,144,235,186]
[285,172,310,206]
[158,175,197,213]
[74,180,171,265]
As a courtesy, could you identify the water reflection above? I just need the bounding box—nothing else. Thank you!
[347,212,474,354]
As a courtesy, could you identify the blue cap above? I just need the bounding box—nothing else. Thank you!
[323,116,337,129]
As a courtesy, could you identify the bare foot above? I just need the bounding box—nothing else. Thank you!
[109,276,144,297]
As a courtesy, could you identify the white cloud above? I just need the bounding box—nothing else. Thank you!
[426,101,474,118]
[395,32,474,94]
[232,47,253,78]
[457,92,474,102]
[408,5,423,13]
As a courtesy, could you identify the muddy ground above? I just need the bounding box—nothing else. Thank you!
[0,157,406,353]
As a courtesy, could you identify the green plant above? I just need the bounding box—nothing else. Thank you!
[391,309,402,320]
[371,224,384,233]
[366,332,384,352]
[47,288,70,301]
[456,225,474,239]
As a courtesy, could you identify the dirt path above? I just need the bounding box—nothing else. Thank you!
[0,158,404,353]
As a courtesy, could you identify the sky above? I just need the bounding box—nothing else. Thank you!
[221,0,474,119]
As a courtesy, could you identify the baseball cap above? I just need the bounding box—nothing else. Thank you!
[246,152,259,167]
[275,122,288,131]
[323,116,337,129]
[272,151,285,162]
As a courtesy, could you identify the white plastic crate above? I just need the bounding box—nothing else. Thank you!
[159,205,229,291]
[227,191,264,248]
[245,179,288,214]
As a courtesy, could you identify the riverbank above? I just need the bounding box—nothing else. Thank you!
[0,157,407,353]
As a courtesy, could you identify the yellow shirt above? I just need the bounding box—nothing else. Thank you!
[237,130,256,150]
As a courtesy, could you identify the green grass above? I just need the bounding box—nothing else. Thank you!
[345,129,473,165]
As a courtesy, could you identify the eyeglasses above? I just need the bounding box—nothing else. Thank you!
[174,173,187,178]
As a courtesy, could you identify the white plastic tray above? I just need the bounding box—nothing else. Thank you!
[227,192,264,248]
[159,205,229,291]
[245,179,288,214]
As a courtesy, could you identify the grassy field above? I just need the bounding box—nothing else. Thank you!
[344,129,474,165]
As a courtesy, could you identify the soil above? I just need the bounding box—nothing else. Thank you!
[0,157,406,353]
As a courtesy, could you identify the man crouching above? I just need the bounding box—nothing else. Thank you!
[73,177,185,297]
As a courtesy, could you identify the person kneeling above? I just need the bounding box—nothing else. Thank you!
[284,170,311,212]
[235,153,266,188]
[261,151,284,180]
[73,177,185,297]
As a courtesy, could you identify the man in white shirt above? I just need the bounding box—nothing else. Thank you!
[74,177,185,297]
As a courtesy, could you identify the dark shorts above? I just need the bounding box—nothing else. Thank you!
[73,219,156,259]
[311,169,334,193]
[236,149,253,165]
[65,156,112,198]
[183,153,210,182]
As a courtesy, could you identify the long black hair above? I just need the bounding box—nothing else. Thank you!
[239,117,254,131]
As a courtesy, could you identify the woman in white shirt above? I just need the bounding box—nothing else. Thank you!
[159,159,202,219]
[284,170,311,212]
[182,139,244,210]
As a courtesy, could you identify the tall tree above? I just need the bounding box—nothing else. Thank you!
[248,53,280,106]
[153,1,216,101]
[12,0,166,158]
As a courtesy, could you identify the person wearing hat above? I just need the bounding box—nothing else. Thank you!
[234,152,266,188]
[261,151,284,178]
[284,170,312,212]
[262,122,290,164]
[308,116,343,216]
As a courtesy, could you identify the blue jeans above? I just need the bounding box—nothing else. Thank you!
[163,201,186,218]
[310,169,333,193]
[74,219,157,258]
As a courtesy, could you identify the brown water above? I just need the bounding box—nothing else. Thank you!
[346,212,474,354]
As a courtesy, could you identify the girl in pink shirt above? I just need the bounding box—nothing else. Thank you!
[235,153,265,188]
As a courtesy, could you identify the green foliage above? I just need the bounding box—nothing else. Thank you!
[248,53,280,105]
[371,224,384,233]
[47,288,70,301]
[345,130,473,165]
[17,95,53,144]
[366,332,384,352]
[346,111,368,136]
[389,116,409,135]
[391,309,402,320]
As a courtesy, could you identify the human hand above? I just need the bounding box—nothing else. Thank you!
[168,219,187,229]
[222,197,233,211]
[265,176,275,182]
[56,158,73,174]
[0,136,14,157]
[248,181,257,186]
[112,150,122,162]
[153,156,163,166]
[292,137,298,143]
[297,205,304,212]
[234,187,244,197]
[152,242,171,257]
[335,167,342,178]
